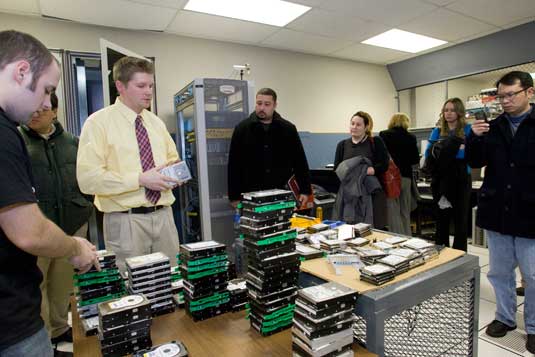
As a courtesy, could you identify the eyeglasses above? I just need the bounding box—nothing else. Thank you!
[495,88,528,102]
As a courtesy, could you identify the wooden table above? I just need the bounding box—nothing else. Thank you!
[73,305,377,357]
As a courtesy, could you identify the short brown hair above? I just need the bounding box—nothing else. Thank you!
[388,113,410,130]
[256,88,277,102]
[112,56,154,85]
[439,97,466,138]
[352,111,374,137]
[0,30,55,92]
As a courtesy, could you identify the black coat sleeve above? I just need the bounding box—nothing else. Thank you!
[227,125,243,201]
[465,130,488,169]
[291,127,312,195]
[408,134,421,166]
[333,140,344,171]
[372,136,390,176]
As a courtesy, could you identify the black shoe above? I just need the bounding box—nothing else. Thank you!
[527,334,535,354]
[485,320,517,338]
[517,287,525,297]
[51,328,72,344]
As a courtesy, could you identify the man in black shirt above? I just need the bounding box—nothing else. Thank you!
[228,88,311,206]
[0,30,98,357]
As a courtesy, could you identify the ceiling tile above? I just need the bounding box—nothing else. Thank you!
[286,9,389,42]
[261,29,352,55]
[127,0,188,9]
[501,17,534,30]
[288,0,325,7]
[0,0,40,15]
[166,10,278,44]
[447,0,535,27]
[40,0,178,31]
[422,0,456,6]
[331,42,408,64]
[318,0,437,26]
[400,8,497,42]
[287,8,389,42]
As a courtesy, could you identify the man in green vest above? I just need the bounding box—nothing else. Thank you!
[20,92,93,356]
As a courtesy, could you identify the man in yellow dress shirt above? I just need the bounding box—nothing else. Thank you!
[77,56,181,272]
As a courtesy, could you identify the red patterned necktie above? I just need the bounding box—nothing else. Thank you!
[135,115,161,205]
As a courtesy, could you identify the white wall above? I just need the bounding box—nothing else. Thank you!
[448,77,487,103]
[0,12,397,134]
[415,82,446,128]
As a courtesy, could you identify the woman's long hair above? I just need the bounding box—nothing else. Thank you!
[439,97,466,138]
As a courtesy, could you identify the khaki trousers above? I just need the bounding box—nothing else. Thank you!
[38,223,88,339]
[103,206,180,273]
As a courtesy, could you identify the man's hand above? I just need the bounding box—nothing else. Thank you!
[139,165,180,191]
[230,200,240,209]
[471,119,490,137]
[68,237,100,274]
[367,167,375,176]
[298,194,308,207]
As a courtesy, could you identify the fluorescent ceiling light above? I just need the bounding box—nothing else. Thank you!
[362,29,447,53]
[184,0,311,27]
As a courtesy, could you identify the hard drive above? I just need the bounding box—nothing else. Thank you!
[240,221,292,238]
[239,214,293,228]
[179,241,226,260]
[241,189,295,204]
[99,326,151,348]
[98,295,152,330]
[292,316,353,340]
[99,318,152,340]
[100,335,152,357]
[133,340,189,357]
[297,282,357,311]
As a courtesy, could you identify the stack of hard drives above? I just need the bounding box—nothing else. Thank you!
[172,254,184,307]
[390,248,425,269]
[126,252,175,317]
[74,250,126,336]
[347,237,369,248]
[227,278,248,312]
[97,294,153,357]
[377,254,410,275]
[180,241,230,321]
[133,341,189,357]
[402,238,440,262]
[296,243,323,261]
[359,264,396,286]
[353,223,372,238]
[356,247,388,265]
[241,189,300,336]
[292,282,356,357]
[319,239,343,254]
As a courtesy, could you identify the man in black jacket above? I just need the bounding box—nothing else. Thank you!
[228,88,311,206]
[466,71,535,352]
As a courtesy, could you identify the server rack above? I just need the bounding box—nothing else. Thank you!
[174,79,254,248]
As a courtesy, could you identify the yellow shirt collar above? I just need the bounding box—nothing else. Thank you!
[114,97,146,124]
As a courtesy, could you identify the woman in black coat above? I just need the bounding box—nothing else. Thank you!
[379,113,420,235]
[334,111,390,228]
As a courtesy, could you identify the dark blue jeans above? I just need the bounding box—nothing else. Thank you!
[0,327,53,357]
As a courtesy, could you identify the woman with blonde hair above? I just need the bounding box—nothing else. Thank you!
[425,98,472,251]
[379,113,420,235]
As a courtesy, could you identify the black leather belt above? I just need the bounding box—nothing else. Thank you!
[121,205,165,214]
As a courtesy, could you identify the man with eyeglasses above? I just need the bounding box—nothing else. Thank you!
[466,70,535,352]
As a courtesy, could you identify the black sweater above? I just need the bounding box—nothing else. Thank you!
[227,111,311,201]
[333,136,390,176]
[379,127,420,178]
